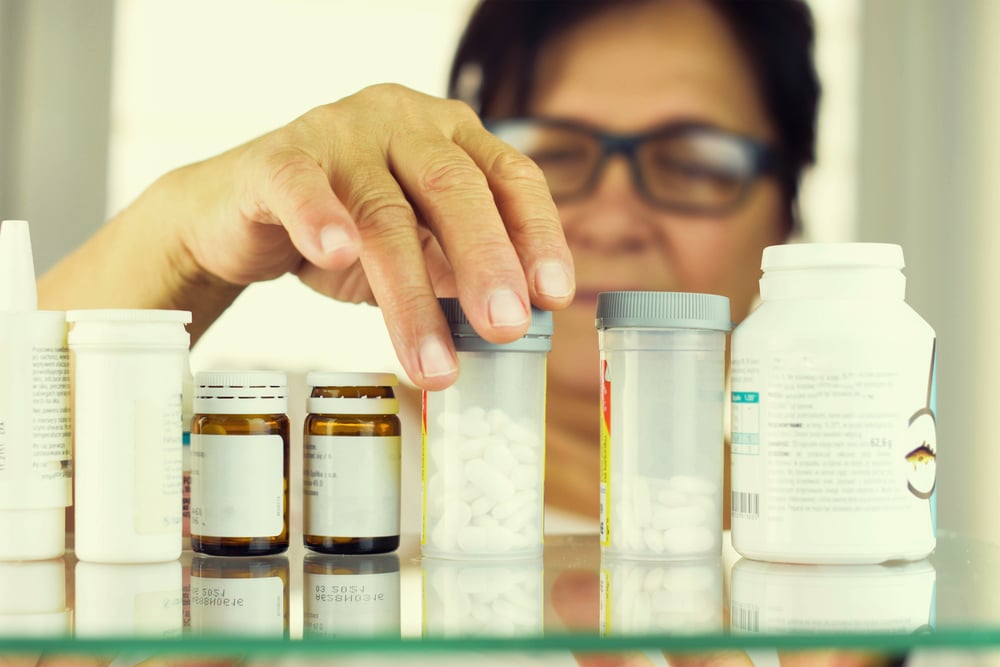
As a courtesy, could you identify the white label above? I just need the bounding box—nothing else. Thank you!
[134,397,183,535]
[190,434,284,537]
[303,571,400,637]
[29,345,71,482]
[190,576,284,636]
[304,435,400,537]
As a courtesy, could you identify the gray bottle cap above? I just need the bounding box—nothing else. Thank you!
[439,297,553,352]
[595,291,731,331]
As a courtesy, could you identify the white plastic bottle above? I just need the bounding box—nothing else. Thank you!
[0,220,71,560]
[69,309,192,563]
[731,243,936,564]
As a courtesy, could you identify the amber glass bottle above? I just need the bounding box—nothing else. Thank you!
[190,371,289,556]
[303,372,401,555]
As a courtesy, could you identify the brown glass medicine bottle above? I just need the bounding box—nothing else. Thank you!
[304,372,401,555]
[190,370,289,557]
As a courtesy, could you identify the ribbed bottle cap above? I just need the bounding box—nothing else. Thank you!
[595,291,731,331]
[439,297,552,352]
[193,370,287,414]
[761,243,904,270]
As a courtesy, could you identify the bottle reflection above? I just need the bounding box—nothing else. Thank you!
[0,558,70,637]
[75,560,182,638]
[729,558,936,634]
[600,557,722,635]
[188,554,289,637]
[302,552,400,639]
[422,557,543,637]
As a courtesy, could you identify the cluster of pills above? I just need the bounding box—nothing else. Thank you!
[423,405,543,557]
[423,560,543,637]
[608,474,719,557]
[601,558,721,634]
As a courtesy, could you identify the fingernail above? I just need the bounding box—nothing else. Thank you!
[488,289,529,328]
[534,261,573,299]
[320,224,354,255]
[419,336,457,379]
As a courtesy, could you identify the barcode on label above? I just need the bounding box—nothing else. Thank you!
[731,491,759,519]
[731,601,760,633]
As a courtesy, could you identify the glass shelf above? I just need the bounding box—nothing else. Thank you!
[1,532,998,659]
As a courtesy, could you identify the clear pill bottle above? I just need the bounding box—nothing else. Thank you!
[190,371,289,557]
[69,309,191,564]
[730,243,937,564]
[595,291,731,560]
[303,371,401,555]
[422,298,552,560]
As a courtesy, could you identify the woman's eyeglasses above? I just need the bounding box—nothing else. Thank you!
[485,117,784,216]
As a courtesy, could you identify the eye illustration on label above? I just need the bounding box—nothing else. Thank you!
[905,341,937,501]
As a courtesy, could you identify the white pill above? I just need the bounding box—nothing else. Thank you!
[651,505,708,530]
[457,437,488,460]
[471,601,494,625]
[625,525,644,552]
[509,532,532,550]
[510,443,539,464]
[656,487,689,507]
[643,528,665,553]
[650,589,690,615]
[472,514,499,528]
[461,416,491,438]
[437,412,465,433]
[486,408,512,434]
[491,598,519,621]
[483,443,517,473]
[503,420,536,445]
[464,405,487,421]
[633,481,653,528]
[460,483,482,503]
[643,567,665,592]
[511,464,538,490]
[503,502,539,534]
[465,457,515,503]
[470,496,494,517]
[505,583,538,614]
[431,518,457,551]
[458,568,501,596]
[457,525,513,553]
[662,526,716,555]
[669,475,717,496]
[490,496,522,521]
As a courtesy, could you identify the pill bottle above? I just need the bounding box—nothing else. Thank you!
[189,554,289,637]
[303,552,400,639]
[421,557,543,637]
[421,298,552,560]
[0,220,71,561]
[600,556,722,635]
[303,372,401,555]
[69,308,191,564]
[730,243,937,564]
[730,558,936,634]
[595,291,731,560]
[190,370,289,557]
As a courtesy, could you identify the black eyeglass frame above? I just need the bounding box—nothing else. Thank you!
[484,116,787,216]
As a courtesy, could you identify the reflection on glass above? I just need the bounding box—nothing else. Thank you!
[189,555,289,637]
[422,557,543,637]
[75,560,182,638]
[0,558,70,637]
[730,558,936,634]
[600,557,722,635]
[302,552,400,639]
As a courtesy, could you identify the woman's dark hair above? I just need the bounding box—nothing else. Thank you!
[447,0,821,233]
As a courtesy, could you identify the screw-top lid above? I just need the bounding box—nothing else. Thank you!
[0,220,37,312]
[439,297,553,352]
[193,370,288,415]
[762,243,904,271]
[595,291,731,331]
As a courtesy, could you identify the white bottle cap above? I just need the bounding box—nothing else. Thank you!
[0,220,38,311]
[194,370,288,415]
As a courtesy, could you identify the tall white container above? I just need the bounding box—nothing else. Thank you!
[69,309,191,563]
[0,220,71,560]
[731,243,937,564]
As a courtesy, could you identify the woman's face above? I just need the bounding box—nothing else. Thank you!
[528,0,787,395]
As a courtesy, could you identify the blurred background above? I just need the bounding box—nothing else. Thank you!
[0,0,997,546]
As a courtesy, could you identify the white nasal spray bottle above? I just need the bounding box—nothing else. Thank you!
[0,220,71,560]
